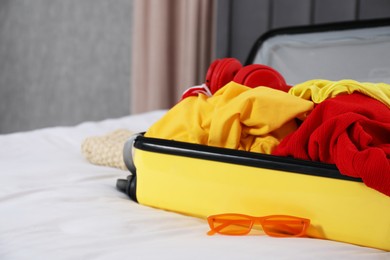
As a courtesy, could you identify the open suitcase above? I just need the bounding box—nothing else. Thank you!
[117,19,390,251]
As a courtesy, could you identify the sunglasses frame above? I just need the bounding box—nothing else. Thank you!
[207,213,310,237]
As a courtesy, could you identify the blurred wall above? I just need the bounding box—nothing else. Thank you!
[0,0,132,133]
[2,0,389,133]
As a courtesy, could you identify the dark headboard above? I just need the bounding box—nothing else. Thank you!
[216,0,390,63]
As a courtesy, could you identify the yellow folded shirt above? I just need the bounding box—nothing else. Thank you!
[145,81,314,154]
[289,79,390,107]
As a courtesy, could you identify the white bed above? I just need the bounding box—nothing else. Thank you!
[0,110,389,260]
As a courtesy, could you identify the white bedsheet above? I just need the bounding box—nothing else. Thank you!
[0,110,389,260]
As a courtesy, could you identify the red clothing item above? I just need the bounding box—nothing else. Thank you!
[273,93,390,196]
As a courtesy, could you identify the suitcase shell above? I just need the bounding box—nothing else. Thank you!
[125,134,390,251]
[120,19,390,251]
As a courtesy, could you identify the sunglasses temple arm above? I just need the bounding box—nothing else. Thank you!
[207,220,232,236]
[207,229,217,235]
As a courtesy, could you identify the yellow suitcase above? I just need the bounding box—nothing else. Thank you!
[117,19,390,251]
[117,134,390,251]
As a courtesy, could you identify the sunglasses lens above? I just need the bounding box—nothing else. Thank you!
[208,215,252,235]
[261,216,308,237]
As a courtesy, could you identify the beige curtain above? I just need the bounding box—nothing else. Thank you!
[131,0,216,113]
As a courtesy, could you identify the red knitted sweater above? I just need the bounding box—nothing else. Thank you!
[273,93,390,196]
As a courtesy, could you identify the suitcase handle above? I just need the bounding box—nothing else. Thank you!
[123,133,140,174]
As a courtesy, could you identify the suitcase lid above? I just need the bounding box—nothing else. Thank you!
[246,18,390,85]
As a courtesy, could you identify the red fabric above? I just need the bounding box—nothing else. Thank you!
[181,85,212,99]
[272,93,390,196]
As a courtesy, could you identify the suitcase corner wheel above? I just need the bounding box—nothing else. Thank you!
[116,174,137,202]
[116,133,141,202]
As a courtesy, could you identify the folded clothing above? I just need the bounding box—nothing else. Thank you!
[273,93,390,196]
[145,81,313,154]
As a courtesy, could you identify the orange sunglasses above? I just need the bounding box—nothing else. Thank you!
[207,213,310,237]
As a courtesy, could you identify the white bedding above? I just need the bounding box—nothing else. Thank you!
[0,110,389,260]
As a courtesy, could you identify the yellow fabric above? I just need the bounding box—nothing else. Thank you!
[145,81,314,153]
[289,79,390,106]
